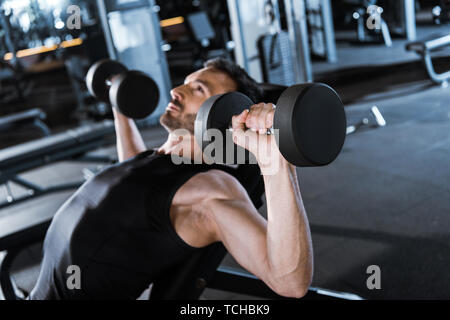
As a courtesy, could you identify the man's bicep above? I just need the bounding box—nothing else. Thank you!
[208,197,277,291]
[184,169,277,289]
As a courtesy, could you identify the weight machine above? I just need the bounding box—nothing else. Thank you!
[96,0,172,125]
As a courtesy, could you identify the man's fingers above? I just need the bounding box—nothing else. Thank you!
[246,103,275,132]
[231,109,249,132]
[233,127,259,151]
[232,109,258,148]
[246,103,263,131]
[265,107,275,129]
[258,104,273,131]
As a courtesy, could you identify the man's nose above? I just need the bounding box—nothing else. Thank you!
[170,86,184,102]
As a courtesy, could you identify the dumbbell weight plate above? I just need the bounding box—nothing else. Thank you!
[109,70,160,119]
[274,83,347,167]
[86,59,128,103]
[195,92,254,164]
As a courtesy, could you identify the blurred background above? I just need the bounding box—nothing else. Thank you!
[0,0,449,300]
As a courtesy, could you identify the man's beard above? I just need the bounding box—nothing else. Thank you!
[160,100,196,134]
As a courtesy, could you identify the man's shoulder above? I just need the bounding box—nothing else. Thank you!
[174,169,247,206]
[194,169,246,196]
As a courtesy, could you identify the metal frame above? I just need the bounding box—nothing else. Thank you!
[320,0,337,63]
[96,0,118,60]
[401,0,417,41]
[0,250,25,300]
[0,247,363,300]
[146,0,173,105]
[271,0,283,34]
[371,1,416,41]
[407,35,450,87]
[209,266,363,300]
[1,178,82,210]
[227,0,286,82]
[227,0,317,82]
[226,0,249,72]
[96,0,172,124]
[422,51,450,87]
[284,0,314,83]
[304,0,337,63]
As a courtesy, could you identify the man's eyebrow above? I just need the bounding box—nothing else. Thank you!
[183,77,207,85]
[193,79,209,86]
[183,77,212,92]
[193,79,212,91]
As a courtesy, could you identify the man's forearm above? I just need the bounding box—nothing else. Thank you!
[263,157,313,290]
[113,108,147,162]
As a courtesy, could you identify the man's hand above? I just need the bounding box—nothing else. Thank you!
[231,103,287,173]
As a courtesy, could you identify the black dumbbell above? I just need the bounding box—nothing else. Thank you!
[194,83,347,167]
[86,59,160,119]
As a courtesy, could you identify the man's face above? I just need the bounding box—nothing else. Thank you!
[160,67,237,134]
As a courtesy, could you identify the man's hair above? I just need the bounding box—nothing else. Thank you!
[204,58,263,103]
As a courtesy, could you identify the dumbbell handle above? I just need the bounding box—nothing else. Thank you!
[86,59,129,104]
[105,74,123,88]
[228,125,276,136]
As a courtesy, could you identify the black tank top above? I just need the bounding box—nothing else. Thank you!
[29,150,263,299]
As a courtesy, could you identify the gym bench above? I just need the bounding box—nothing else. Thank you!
[0,211,362,300]
[406,34,450,87]
[0,108,50,137]
[0,120,116,210]
[150,241,363,300]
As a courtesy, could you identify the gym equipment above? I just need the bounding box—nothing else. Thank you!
[378,0,416,41]
[0,121,116,210]
[149,241,362,300]
[195,83,347,167]
[187,11,216,48]
[344,0,392,47]
[258,31,296,86]
[96,0,172,124]
[86,59,160,119]
[0,109,50,137]
[227,0,278,82]
[304,0,338,63]
[0,196,362,301]
[257,0,295,86]
[346,106,386,135]
[406,34,450,87]
[432,1,450,24]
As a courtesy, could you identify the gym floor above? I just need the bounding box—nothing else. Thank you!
[1,25,450,300]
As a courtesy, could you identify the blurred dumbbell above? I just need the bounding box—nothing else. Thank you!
[86,59,160,119]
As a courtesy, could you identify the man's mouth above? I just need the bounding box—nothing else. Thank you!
[166,101,182,113]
